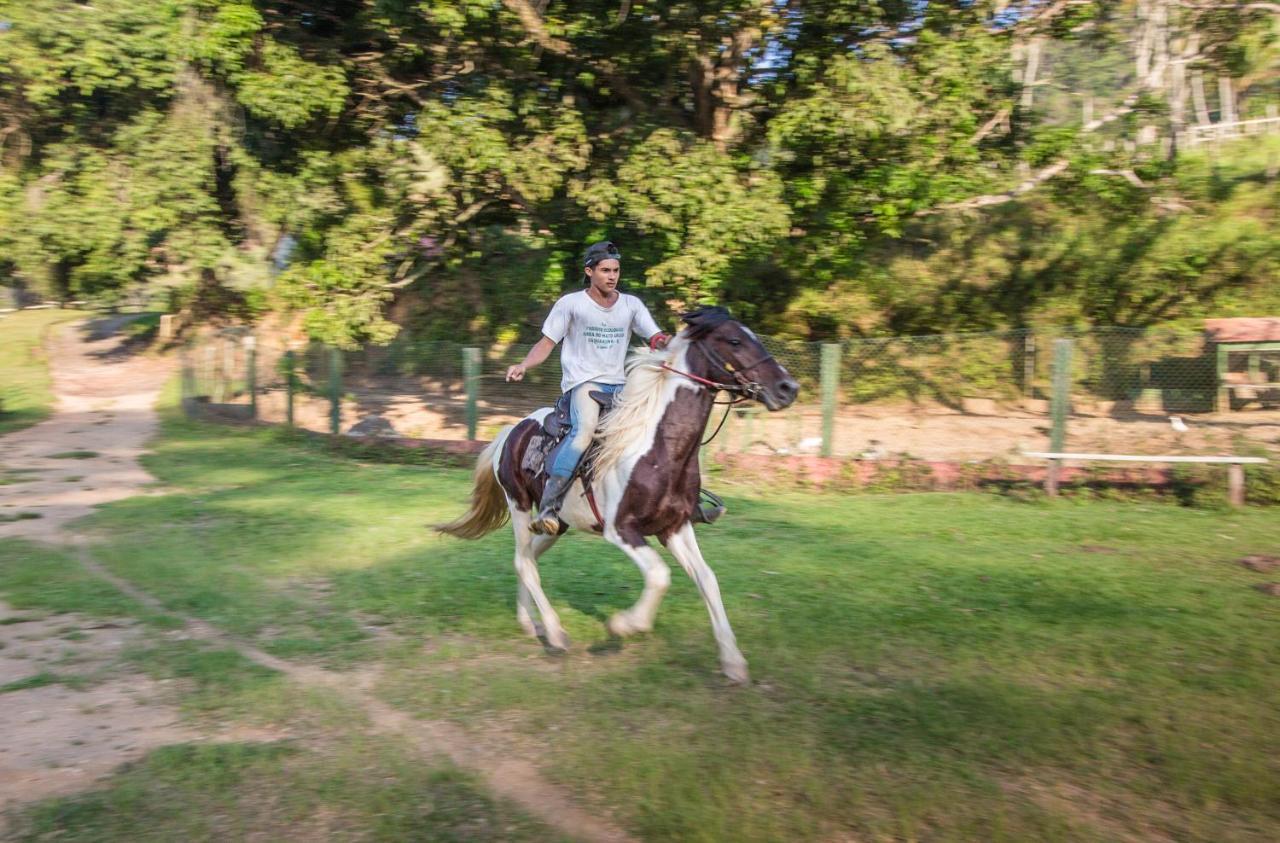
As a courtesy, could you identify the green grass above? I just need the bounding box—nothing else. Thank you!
[11,740,564,843]
[0,511,43,523]
[8,409,1280,841]
[0,540,162,622]
[47,450,100,460]
[0,309,83,435]
[0,671,62,693]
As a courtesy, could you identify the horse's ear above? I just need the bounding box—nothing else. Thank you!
[680,306,733,339]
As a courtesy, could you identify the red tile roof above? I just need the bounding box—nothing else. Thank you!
[1204,318,1280,343]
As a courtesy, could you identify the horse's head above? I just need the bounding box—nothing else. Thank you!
[680,307,799,411]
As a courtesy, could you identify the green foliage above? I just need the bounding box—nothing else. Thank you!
[232,40,349,129]
[577,129,789,303]
[0,1,1276,339]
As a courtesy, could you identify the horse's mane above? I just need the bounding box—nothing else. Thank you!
[593,333,690,476]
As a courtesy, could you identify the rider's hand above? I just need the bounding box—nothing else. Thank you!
[506,363,526,382]
[650,332,671,351]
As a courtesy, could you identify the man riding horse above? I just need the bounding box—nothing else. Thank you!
[505,240,726,535]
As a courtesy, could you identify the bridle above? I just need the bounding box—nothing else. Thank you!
[659,331,779,445]
[661,333,776,399]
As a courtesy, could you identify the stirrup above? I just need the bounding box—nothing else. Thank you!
[693,502,726,524]
[693,489,726,524]
[530,509,564,535]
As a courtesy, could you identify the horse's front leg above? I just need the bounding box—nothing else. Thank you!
[602,527,671,637]
[663,522,749,684]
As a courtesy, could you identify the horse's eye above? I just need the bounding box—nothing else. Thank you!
[729,339,742,346]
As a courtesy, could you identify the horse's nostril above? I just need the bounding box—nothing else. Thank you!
[780,380,799,395]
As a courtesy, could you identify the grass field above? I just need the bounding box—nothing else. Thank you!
[1,404,1277,841]
[0,309,82,435]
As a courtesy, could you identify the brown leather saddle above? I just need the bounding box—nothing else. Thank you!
[521,390,617,482]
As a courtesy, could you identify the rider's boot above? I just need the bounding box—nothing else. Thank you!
[531,474,574,535]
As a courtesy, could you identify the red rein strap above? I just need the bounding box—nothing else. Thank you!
[659,363,722,389]
[583,485,605,531]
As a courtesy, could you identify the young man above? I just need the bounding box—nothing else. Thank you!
[506,240,723,534]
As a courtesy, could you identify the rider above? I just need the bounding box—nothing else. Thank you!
[505,240,724,534]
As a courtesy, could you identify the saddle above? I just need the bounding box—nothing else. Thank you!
[522,390,616,481]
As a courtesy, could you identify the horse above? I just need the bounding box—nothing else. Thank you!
[434,307,799,683]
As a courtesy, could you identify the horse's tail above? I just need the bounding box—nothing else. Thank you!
[434,428,512,540]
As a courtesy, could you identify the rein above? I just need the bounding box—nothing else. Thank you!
[658,337,777,447]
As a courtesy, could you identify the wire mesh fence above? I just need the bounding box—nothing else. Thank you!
[181,324,1280,465]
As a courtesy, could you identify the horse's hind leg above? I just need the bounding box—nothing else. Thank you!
[510,506,569,652]
[602,528,671,637]
[663,522,749,684]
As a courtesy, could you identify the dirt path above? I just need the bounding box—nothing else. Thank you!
[0,320,632,843]
[0,317,172,539]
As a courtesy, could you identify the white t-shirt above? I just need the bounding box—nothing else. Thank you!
[541,290,662,392]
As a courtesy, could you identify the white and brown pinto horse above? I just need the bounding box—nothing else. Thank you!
[435,307,799,683]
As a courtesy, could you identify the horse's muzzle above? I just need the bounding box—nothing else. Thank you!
[761,378,799,411]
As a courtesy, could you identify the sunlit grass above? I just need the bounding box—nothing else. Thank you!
[0,309,82,435]
[6,409,1278,841]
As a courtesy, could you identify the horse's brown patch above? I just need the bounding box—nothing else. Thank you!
[612,389,714,547]
[497,418,541,511]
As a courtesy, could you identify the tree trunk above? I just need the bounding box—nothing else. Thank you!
[689,56,715,139]
[1021,37,1043,110]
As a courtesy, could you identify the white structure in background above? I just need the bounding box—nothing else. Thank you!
[1182,113,1280,147]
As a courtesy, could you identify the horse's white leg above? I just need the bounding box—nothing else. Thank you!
[510,506,569,651]
[516,580,539,638]
[516,532,559,638]
[663,523,749,684]
[602,528,671,637]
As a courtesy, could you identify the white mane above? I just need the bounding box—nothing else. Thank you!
[593,334,692,475]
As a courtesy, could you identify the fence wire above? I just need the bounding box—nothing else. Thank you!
[182,325,1280,464]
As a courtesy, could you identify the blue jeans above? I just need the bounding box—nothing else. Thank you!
[550,381,623,478]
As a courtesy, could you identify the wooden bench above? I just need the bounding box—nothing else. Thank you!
[1022,452,1270,507]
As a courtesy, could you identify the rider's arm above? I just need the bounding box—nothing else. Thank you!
[506,336,556,381]
[631,298,668,349]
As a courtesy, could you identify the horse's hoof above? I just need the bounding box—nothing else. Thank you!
[606,613,650,638]
[722,660,750,686]
[543,632,571,654]
[519,620,546,639]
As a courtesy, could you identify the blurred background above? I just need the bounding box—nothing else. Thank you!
[9,1,1274,464]
[2,0,1277,346]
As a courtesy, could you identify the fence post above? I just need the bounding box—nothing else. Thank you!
[1023,333,1036,396]
[463,347,481,440]
[244,336,257,420]
[328,346,343,435]
[203,344,216,403]
[221,338,235,404]
[284,349,296,427]
[180,347,194,416]
[1050,338,1073,453]
[1227,463,1245,507]
[820,343,841,457]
